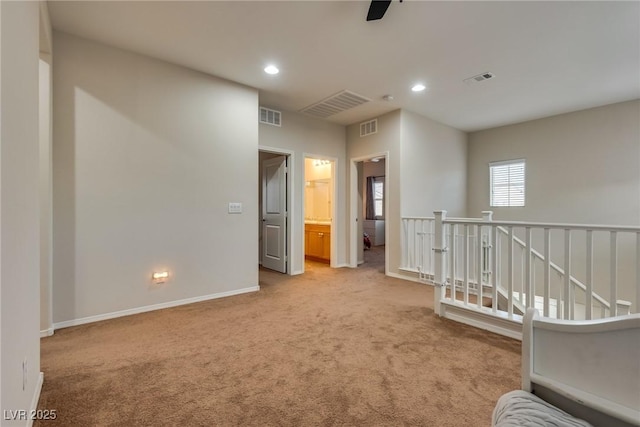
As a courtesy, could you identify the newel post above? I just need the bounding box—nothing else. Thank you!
[433,210,447,316]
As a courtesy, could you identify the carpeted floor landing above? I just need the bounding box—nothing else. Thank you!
[36,247,521,426]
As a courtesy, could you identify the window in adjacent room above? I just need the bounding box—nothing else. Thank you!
[490,159,525,207]
[373,177,384,218]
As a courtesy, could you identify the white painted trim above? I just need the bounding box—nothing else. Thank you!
[53,286,260,330]
[441,301,523,340]
[333,263,351,268]
[386,271,432,284]
[290,269,304,276]
[26,372,44,427]
[39,328,53,338]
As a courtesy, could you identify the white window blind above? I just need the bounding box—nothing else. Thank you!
[490,160,525,207]
[373,179,384,218]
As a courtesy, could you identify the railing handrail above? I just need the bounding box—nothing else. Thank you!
[443,219,640,233]
[495,226,611,310]
[402,216,435,221]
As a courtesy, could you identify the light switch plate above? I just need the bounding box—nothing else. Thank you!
[228,202,242,214]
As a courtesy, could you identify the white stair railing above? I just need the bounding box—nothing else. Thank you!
[494,226,629,318]
[401,211,639,337]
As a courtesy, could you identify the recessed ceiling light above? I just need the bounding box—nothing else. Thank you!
[411,83,426,92]
[264,65,279,75]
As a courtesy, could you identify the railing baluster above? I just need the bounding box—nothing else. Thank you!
[496,230,501,301]
[564,229,571,320]
[637,232,640,313]
[464,225,469,305]
[508,226,514,317]
[477,224,483,310]
[525,227,533,308]
[610,231,618,317]
[429,220,435,276]
[586,230,593,320]
[491,226,498,313]
[406,219,413,269]
[544,228,551,318]
[401,219,406,268]
[449,224,456,302]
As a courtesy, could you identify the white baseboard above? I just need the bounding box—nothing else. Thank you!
[40,328,54,338]
[26,372,44,427]
[53,286,260,331]
[386,271,434,285]
[333,263,351,268]
[440,302,523,341]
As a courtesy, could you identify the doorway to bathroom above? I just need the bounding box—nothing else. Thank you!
[304,157,334,266]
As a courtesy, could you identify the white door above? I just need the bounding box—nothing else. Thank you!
[262,156,287,273]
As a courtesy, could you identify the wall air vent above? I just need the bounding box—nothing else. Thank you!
[360,119,378,137]
[300,90,371,119]
[260,107,281,127]
[463,72,496,85]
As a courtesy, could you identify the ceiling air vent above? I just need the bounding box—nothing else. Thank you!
[260,107,281,127]
[360,119,378,137]
[463,72,495,85]
[300,90,371,119]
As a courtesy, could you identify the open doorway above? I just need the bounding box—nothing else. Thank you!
[259,150,291,274]
[350,153,388,274]
[304,157,334,268]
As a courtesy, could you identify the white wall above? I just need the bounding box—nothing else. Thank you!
[347,109,468,277]
[52,32,259,325]
[39,1,53,337]
[39,55,53,335]
[467,100,640,308]
[400,110,467,218]
[468,100,640,224]
[347,110,401,273]
[1,0,42,422]
[259,110,347,272]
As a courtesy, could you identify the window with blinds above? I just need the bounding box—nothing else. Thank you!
[490,159,525,207]
[373,178,384,218]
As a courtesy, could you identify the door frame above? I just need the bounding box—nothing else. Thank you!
[303,153,338,270]
[349,151,389,274]
[259,146,293,275]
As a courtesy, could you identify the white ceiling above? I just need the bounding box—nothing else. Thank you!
[48,1,640,132]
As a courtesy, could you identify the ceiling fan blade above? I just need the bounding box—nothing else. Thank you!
[366,0,392,21]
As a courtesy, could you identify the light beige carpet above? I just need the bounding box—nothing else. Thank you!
[36,247,520,426]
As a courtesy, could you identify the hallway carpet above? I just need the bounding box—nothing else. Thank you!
[36,247,520,426]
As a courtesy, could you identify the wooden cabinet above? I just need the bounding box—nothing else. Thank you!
[305,223,331,263]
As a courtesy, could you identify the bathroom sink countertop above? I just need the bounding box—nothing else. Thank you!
[305,220,331,225]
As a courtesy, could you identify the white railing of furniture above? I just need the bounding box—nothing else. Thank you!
[401,211,639,336]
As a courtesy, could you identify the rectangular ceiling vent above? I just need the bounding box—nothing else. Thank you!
[360,119,378,137]
[463,72,495,85]
[260,107,281,127]
[300,90,371,118]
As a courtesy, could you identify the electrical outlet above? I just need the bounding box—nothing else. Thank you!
[22,358,28,390]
